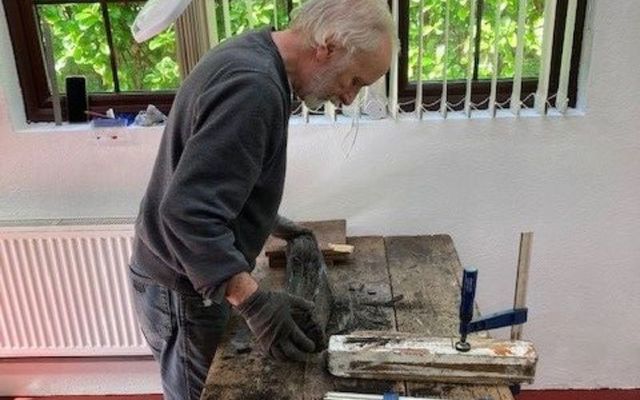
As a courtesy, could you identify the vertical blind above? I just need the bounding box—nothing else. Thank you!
[195,0,581,120]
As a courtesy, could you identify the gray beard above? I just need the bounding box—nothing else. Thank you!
[302,56,350,109]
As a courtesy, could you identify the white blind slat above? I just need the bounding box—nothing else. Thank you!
[439,0,450,119]
[556,0,577,113]
[464,0,478,118]
[534,0,557,115]
[244,0,255,29]
[205,0,219,46]
[222,0,231,38]
[489,1,502,117]
[415,0,424,119]
[510,0,528,115]
[389,0,400,119]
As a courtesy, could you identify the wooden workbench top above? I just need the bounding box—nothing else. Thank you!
[201,235,514,400]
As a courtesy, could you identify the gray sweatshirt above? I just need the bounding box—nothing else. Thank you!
[132,28,290,301]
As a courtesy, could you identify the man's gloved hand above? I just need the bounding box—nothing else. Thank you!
[271,215,313,240]
[236,288,319,362]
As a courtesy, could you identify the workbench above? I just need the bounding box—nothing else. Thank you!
[201,235,515,400]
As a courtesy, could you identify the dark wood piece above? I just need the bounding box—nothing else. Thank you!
[265,220,349,268]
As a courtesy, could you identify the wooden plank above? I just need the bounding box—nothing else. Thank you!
[385,235,516,399]
[302,236,403,399]
[201,256,305,400]
[265,220,348,268]
[328,332,537,385]
[512,232,533,340]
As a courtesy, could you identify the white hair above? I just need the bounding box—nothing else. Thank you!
[290,0,399,56]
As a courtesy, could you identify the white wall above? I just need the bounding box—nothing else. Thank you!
[1,0,639,394]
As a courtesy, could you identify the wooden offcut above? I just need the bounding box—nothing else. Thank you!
[265,220,349,268]
[328,331,537,385]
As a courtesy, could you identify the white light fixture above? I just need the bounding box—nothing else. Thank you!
[131,0,193,43]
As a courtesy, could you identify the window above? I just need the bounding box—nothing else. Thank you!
[3,0,587,123]
[396,0,587,114]
[3,0,184,122]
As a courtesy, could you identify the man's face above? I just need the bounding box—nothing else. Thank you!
[299,36,392,109]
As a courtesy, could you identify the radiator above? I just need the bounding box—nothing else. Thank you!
[0,218,151,357]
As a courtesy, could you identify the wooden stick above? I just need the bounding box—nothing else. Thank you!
[328,243,355,254]
[511,232,533,340]
[328,331,537,385]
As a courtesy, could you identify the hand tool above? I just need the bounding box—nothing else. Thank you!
[455,267,528,352]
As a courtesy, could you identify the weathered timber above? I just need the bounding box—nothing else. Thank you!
[302,237,403,400]
[385,235,516,399]
[204,234,524,400]
[266,220,349,267]
[328,331,537,385]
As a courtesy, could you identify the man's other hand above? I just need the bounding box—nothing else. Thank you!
[236,288,319,362]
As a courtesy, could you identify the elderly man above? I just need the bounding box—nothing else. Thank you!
[128,0,398,398]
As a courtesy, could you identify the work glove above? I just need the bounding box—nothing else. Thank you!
[271,215,313,240]
[236,288,319,362]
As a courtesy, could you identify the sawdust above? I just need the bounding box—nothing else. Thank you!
[491,344,514,356]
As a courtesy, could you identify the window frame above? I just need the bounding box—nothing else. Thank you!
[395,0,588,112]
[3,0,588,123]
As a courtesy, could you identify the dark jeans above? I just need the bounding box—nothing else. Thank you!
[128,263,230,400]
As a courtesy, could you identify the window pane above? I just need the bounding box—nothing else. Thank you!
[107,2,180,92]
[214,0,289,43]
[408,0,544,83]
[37,3,115,93]
[477,0,542,79]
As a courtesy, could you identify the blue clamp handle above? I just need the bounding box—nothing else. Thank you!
[459,267,529,336]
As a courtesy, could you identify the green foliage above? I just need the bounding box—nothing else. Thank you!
[408,0,545,82]
[38,1,179,94]
[38,0,547,94]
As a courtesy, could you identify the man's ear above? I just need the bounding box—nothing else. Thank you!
[315,38,338,63]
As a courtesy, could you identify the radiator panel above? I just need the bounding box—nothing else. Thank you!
[0,223,151,357]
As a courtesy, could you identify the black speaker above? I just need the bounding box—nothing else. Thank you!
[65,76,88,123]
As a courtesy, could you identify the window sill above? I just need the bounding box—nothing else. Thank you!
[17,121,165,134]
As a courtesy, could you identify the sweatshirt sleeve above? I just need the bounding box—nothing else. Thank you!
[158,72,283,300]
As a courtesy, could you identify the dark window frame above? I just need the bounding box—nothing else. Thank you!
[395,0,587,112]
